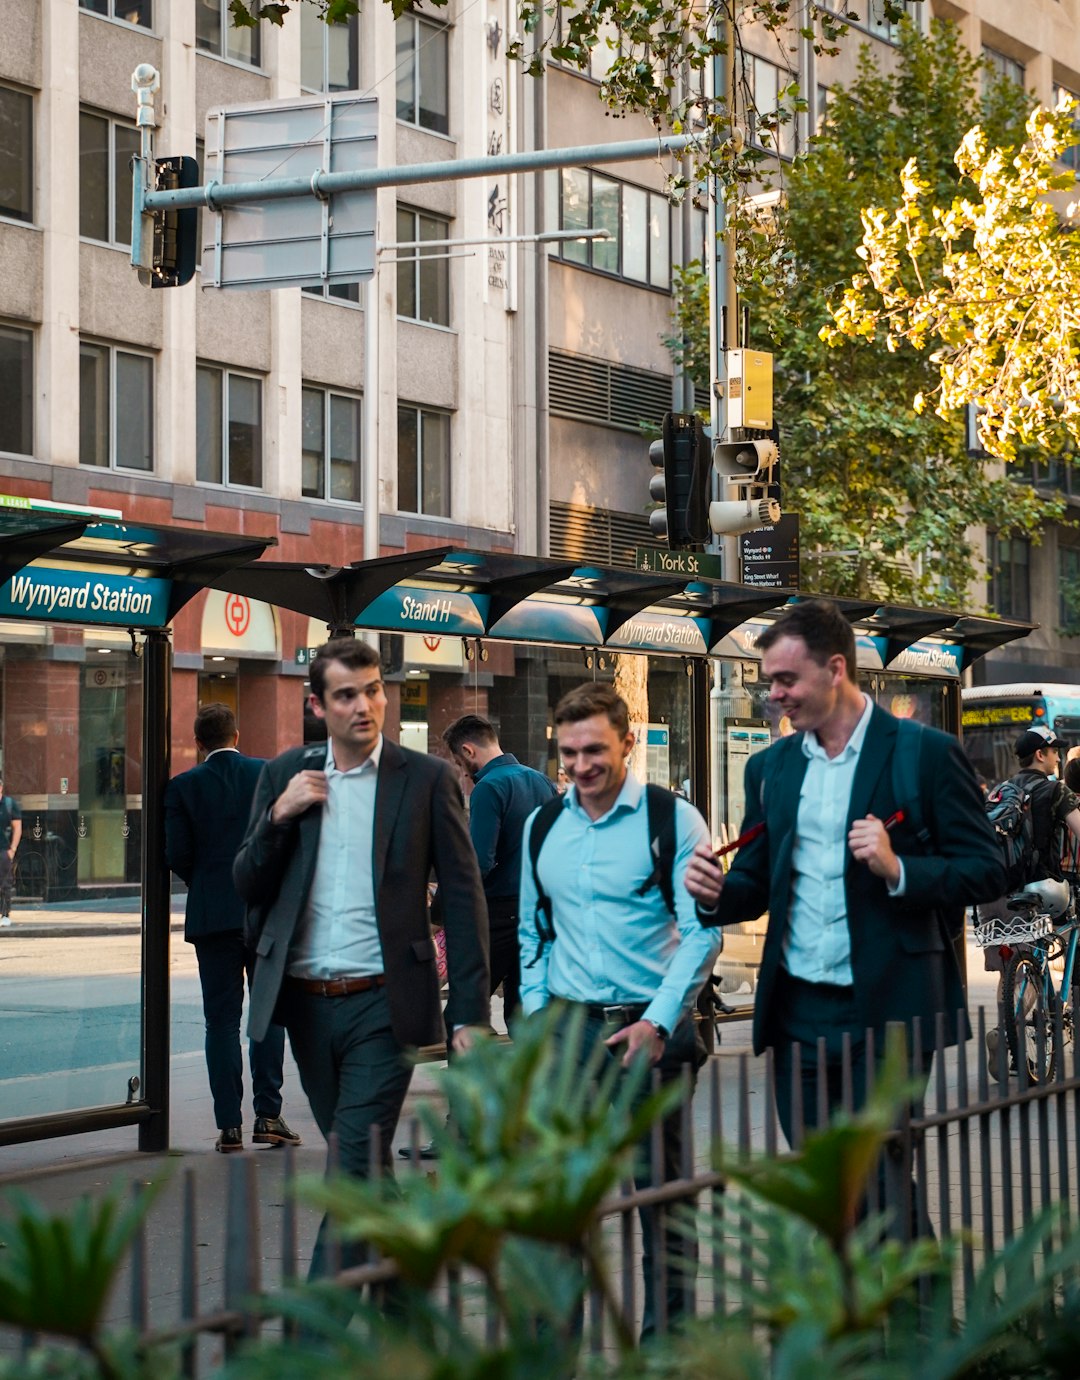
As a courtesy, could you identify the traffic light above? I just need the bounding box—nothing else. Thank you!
[708,435,781,536]
[648,412,711,549]
[148,156,199,289]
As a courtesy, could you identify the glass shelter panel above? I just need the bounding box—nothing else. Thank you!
[0,633,144,1123]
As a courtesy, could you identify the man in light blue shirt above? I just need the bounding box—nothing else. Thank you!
[519,682,721,1338]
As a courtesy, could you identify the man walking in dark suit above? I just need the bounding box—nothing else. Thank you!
[165,703,299,1155]
[685,600,1004,1145]
[234,638,490,1279]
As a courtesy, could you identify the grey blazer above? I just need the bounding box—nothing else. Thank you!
[234,739,490,1047]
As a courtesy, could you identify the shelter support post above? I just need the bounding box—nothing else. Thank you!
[139,629,172,1152]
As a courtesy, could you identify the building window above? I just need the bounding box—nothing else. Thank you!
[982,46,1025,91]
[196,0,260,67]
[553,168,670,290]
[396,207,450,325]
[0,85,33,225]
[0,324,33,457]
[552,12,621,81]
[744,56,797,161]
[302,282,361,304]
[79,341,153,471]
[302,386,362,503]
[397,405,450,517]
[1054,85,1080,173]
[395,16,449,135]
[1060,546,1080,633]
[301,4,359,92]
[79,110,140,247]
[196,365,262,488]
[867,0,914,42]
[79,0,152,27]
[988,533,1031,621]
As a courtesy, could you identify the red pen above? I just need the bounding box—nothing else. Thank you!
[883,809,905,830]
[713,821,766,859]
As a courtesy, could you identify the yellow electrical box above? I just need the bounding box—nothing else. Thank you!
[726,350,774,430]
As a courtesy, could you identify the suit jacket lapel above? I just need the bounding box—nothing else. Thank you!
[846,702,896,832]
[374,739,408,890]
[770,733,809,840]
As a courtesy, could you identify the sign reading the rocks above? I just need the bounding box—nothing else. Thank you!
[739,514,800,590]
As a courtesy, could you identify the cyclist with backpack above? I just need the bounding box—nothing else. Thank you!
[518,682,721,1339]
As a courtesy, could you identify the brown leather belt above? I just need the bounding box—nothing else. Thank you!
[288,974,386,997]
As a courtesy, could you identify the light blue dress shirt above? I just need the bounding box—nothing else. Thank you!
[784,694,905,985]
[287,737,383,979]
[518,774,722,1035]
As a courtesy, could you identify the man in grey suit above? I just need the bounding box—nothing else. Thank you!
[234,638,490,1279]
[165,703,299,1155]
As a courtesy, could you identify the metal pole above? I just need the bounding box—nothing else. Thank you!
[142,133,698,214]
[708,12,738,578]
[139,628,171,1152]
[363,272,380,565]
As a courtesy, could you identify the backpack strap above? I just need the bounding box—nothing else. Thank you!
[891,717,931,851]
[524,794,566,967]
[634,784,678,915]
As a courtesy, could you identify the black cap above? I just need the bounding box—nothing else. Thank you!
[1015,723,1067,757]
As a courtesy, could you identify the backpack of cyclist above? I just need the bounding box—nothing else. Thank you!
[984,776,1039,893]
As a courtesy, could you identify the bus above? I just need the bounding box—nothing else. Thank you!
[961,684,1080,786]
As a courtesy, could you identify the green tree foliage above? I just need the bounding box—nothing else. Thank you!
[672,22,1050,605]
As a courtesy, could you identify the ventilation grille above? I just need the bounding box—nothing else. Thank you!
[550,501,659,570]
[549,350,672,432]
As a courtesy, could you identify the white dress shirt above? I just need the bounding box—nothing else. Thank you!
[784,693,904,986]
[287,737,384,979]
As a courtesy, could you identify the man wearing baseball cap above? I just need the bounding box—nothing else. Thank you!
[1012,723,1080,885]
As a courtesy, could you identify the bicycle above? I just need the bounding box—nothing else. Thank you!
[974,874,1079,1083]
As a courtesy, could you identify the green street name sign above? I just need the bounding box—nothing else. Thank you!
[635,547,725,580]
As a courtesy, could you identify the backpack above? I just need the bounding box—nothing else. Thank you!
[984,776,1038,892]
[525,784,676,963]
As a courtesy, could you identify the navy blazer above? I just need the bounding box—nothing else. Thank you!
[164,750,265,942]
[702,704,1006,1055]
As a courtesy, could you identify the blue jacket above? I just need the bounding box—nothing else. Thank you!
[469,753,557,902]
[164,750,265,941]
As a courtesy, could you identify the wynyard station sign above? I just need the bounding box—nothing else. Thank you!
[0,567,170,627]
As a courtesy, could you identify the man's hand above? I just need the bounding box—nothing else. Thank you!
[451,1025,484,1055]
[604,1019,665,1068]
[270,770,328,826]
[848,814,901,887]
[685,842,725,911]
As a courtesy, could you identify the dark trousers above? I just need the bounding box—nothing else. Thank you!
[0,851,12,915]
[192,931,285,1130]
[555,1004,704,1341]
[771,968,933,1235]
[279,983,414,1281]
[487,897,522,1023]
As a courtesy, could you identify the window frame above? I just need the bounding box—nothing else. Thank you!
[743,54,798,162]
[982,45,1026,90]
[302,282,362,306]
[78,339,155,473]
[397,403,451,518]
[988,532,1032,621]
[1054,84,1080,174]
[195,0,262,68]
[79,107,140,249]
[395,206,452,326]
[301,383,363,504]
[1059,544,1080,633]
[196,363,264,491]
[300,5,359,94]
[0,82,33,226]
[0,322,34,458]
[551,167,671,291]
[395,15,450,136]
[78,0,153,30]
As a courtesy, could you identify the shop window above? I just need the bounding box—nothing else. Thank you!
[397,404,450,517]
[301,4,359,92]
[396,207,450,325]
[0,84,33,225]
[302,385,362,503]
[79,341,153,471]
[196,0,260,66]
[0,324,33,457]
[396,15,449,135]
[79,0,152,26]
[552,168,670,290]
[988,533,1031,621]
[79,109,140,247]
[196,364,263,489]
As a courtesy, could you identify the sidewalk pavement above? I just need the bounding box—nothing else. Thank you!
[0,895,186,939]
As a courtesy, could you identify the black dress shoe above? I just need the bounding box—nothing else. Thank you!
[215,1127,244,1154]
[252,1116,302,1147]
[397,1139,439,1160]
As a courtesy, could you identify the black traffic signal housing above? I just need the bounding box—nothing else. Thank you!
[150,155,199,288]
[648,412,711,549]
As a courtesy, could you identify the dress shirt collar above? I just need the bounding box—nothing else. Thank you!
[565,768,643,824]
[802,692,873,764]
[324,735,383,778]
[474,752,518,783]
[205,746,239,759]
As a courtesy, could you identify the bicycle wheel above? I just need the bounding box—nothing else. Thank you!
[1003,951,1058,1083]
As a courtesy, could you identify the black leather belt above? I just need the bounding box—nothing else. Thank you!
[583,1002,649,1026]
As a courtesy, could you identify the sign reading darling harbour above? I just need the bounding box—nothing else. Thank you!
[0,566,172,627]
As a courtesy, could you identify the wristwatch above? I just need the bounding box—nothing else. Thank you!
[643,1018,669,1041]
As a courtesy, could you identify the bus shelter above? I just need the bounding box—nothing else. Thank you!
[0,505,271,1150]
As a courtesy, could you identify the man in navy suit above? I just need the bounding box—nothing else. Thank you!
[165,703,300,1154]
